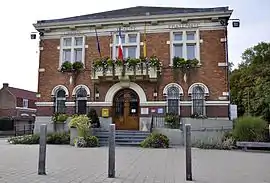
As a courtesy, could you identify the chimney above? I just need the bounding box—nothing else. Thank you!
[3,83,9,88]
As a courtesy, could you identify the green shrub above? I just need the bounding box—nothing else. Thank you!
[233,116,268,142]
[68,115,90,138]
[140,133,169,148]
[74,136,98,148]
[8,133,70,145]
[47,133,70,144]
[164,114,180,129]
[8,134,40,144]
[192,138,235,150]
[84,136,99,147]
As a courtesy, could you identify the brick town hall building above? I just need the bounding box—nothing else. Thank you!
[33,6,233,132]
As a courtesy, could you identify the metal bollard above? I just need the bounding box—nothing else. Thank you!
[38,124,47,175]
[185,124,192,181]
[108,124,116,178]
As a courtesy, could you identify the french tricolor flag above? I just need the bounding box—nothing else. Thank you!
[117,27,124,61]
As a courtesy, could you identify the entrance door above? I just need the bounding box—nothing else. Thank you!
[113,89,139,130]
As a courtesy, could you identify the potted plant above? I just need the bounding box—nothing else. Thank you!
[68,115,91,145]
[164,113,180,129]
[126,58,140,75]
[52,113,69,132]
[61,61,73,72]
[72,61,84,72]
[149,55,161,79]
[106,58,114,76]
[92,58,104,79]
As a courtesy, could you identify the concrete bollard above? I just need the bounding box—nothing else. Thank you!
[185,124,192,181]
[108,124,116,178]
[38,124,47,175]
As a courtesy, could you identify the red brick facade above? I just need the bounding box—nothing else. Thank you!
[36,29,229,118]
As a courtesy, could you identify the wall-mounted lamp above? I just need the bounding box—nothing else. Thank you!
[36,93,41,98]
[95,88,100,100]
[153,89,158,100]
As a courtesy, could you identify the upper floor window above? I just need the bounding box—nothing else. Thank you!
[60,36,85,65]
[170,30,200,65]
[23,99,28,108]
[112,32,140,59]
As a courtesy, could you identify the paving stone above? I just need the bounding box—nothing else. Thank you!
[0,140,269,183]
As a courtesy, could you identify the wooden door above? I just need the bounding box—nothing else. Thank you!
[113,89,139,130]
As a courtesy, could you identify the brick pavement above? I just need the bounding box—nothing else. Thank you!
[0,139,269,183]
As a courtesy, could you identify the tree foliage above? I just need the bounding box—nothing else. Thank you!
[230,42,270,122]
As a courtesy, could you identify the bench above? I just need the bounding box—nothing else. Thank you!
[236,141,270,151]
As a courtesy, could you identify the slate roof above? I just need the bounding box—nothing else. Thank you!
[37,6,230,24]
[8,87,37,101]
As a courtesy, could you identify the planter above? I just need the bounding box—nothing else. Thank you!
[93,67,103,79]
[149,67,157,79]
[53,121,66,133]
[115,66,122,76]
[106,66,113,76]
[70,127,78,145]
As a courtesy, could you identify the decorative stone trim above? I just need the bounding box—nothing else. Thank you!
[51,85,69,97]
[39,47,44,51]
[220,38,227,42]
[87,102,111,107]
[188,83,210,96]
[222,92,229,96]
[218,62,228,67]
[16,107,37,112]
[140,101,166,107]
[72,84,91,97]
[66,102,75,107]
[218,96,228,100]
[35,102,54,107]
[163,83,184,96]
[38,68,45,72]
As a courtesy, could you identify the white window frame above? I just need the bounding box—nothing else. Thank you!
[112,32,140,59]
[166,86,181,115]
[170,29,200,66]
[23,99,28,108]
[191,86,206,116]
[59,36,86,67]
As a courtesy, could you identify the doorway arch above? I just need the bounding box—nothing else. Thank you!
[113,88,140,130]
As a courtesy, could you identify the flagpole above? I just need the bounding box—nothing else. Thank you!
[110,31,112,59]
[143,22,147,58]
[95,28,102,58]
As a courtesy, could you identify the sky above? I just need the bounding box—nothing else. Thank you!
[0,0,269,92]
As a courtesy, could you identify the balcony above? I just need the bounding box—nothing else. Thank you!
[91,57,161,83]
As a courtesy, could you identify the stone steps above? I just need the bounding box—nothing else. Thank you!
[93,130,150,146]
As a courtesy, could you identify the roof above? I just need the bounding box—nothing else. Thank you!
[8,87,37,101]
[37,6,231,24]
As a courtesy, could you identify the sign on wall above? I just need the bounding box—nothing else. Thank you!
[141,108,149,115]
[168,23,199,29]
[101,108,109,118]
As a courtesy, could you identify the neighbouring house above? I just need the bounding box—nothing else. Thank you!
[33,6,234,135]
[0,83,37,135]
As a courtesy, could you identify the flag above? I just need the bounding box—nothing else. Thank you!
[95,28,101,58]
[143,22,147,57]
[117,27,124,60]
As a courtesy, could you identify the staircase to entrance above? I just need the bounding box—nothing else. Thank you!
[92,129,150,146]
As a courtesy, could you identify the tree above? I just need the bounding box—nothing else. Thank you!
[230,42,270,122]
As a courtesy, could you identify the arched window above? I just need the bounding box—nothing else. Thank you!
[167,86,180,115]
[55,89,66,113]
[76,87,87,114]
[192,86,205,116]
